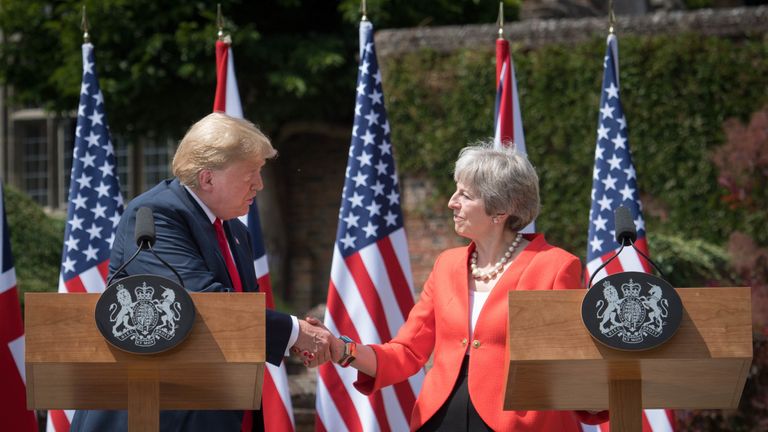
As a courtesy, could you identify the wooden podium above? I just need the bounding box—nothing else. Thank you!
[25,292,265,432]
[504,287,752,432]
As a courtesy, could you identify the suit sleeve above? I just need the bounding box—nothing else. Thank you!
[553,255,584,291]
[354,255,440,394]
[113,206,292,366]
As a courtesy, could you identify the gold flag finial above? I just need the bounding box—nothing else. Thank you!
[497,2,504,39]
[217,3,225,40]
[81,5,90,43]
[608,0,616,34]
[361,0,368,22]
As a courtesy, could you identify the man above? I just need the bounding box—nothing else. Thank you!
[71,113,331,431]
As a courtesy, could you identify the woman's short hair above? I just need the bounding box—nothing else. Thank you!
[172,112,277,188]
[453,140,540,232]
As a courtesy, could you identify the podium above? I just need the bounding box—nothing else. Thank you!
[25,292,265,432]
[504,287,752,432]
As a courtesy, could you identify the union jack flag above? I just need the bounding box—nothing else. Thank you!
[494,35,534,233]
[48,42,124,432]
[315,19,423,432]
[0,182,37,431]
[582,33,675,432]
[214,38,296,431]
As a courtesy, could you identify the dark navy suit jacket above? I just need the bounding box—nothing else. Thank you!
[71,178,292,432]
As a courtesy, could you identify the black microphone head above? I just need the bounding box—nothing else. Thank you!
[134,207,156,248]
[614,206,637,246]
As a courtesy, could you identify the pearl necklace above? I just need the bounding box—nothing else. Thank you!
[470,233,523,282]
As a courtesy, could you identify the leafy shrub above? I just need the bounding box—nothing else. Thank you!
[4,185,64,298]
[384,33,768,258]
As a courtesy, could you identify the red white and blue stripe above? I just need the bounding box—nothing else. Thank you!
[1,182,37,431]
[494,36,534,233]
[215,38,296,432]
[582,33,675,432]
[315,19,423,432]
[48,42,125,432]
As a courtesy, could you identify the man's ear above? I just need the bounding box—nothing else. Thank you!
[197,169,214,191]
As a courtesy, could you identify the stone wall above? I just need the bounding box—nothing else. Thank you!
[375,6,768,58]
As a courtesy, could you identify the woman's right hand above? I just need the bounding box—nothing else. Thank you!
[302,316,345,366]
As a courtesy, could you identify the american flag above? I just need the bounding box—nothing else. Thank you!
[493,35,534,233]
[214,38,296,431]
[315,19,423,432]
[582,34,675,432]
[47,42,125,432]
[0,182,37,431]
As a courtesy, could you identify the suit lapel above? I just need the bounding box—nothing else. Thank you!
[170,179,234,289]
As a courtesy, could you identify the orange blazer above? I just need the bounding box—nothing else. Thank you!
[354,234,605,431]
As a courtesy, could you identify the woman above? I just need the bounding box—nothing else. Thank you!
[316,143,606,431]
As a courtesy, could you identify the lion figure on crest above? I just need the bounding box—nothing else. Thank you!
[110,285,135,335]
[596,282,624,333]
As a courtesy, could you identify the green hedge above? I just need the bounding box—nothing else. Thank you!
[4,185,64,299]
[384,33,768,263]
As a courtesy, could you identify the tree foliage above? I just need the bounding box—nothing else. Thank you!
[0,0,357,139]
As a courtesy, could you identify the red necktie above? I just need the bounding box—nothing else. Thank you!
[213,218,243,292]
[214,219,252,431]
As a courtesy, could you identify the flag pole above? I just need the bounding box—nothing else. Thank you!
[81,5,90,43]
[361,0,368,21]
[608,0,616,34]
[217,3,227,40]
[497,1,504,39]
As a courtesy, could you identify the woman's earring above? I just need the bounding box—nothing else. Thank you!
[492,217,498,224]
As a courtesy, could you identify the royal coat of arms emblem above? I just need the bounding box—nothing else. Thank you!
[96,274,195,354]
[582,272,682,351]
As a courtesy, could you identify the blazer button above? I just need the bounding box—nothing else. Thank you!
[472,340,481,349]
[461,338,468,346]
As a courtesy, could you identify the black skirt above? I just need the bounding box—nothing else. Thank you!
[418,355,494,432]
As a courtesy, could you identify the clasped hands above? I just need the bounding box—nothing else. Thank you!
[290,317,344,367]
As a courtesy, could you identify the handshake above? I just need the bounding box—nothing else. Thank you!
[290,317,345,368]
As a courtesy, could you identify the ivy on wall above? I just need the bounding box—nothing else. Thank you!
[383,33,768,262]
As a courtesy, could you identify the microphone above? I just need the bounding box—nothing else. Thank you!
[134,206,156,249]
[588,206,666,289]
[614,205,637,246]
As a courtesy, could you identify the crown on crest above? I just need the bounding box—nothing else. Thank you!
[621,279,641,297]
[135,282,154,301]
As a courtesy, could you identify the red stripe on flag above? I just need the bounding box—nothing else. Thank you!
[344,253,393,341]
[642,412,652,431]
[392,380,417,424]
[257,274,275,309]
[315,414,327,432]
[318,364,364,432]
[325,283,391,429]
[0,289,24,339]
[326,282,362,342]
[213,40,229,112]
[49,410,71,431]
[262,368,294,431]
[368,391,392,432]
[495,38,514,144]
[376,237,415,318]
[64,276,87,293]
[98,260,110,280]
[603,252,624,275]
[633,238,653,273]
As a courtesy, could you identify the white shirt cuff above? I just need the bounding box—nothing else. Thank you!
[284,315,299,356]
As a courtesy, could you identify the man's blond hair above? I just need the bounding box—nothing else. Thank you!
[172,112,277,188]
